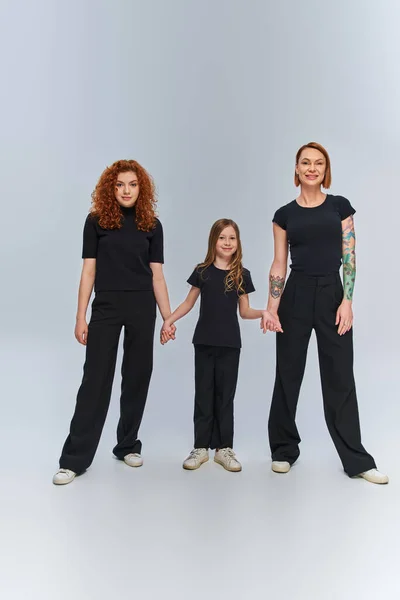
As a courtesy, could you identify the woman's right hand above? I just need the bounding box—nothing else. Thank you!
[160,321,174,345]
[75,318,88,345]
[260,310,283,334]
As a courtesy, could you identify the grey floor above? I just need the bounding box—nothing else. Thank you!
[2,335,398,600]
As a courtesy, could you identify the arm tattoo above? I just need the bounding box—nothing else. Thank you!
[342,215,356,300]
[270,274,285,299]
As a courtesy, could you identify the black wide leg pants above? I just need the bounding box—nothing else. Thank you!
[194,344,240,450]
[60,290,156,473]
[268,272,376,477]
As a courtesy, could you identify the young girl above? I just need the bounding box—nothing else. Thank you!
[161,219,273,472]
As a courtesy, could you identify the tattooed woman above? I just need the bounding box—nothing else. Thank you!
[262,142,388,484]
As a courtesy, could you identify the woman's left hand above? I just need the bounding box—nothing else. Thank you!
[336,300,353,336]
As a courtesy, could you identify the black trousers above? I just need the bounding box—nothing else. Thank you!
[59,291,156,473]
[193,344,240,450]
[268,272,376,477]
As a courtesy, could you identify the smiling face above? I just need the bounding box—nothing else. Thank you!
[295,147,326,189]
[114,171,140,208]
[215,225,238,261]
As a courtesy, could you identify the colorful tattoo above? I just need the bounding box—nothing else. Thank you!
[342,216,356,300]
[270,274,285,299]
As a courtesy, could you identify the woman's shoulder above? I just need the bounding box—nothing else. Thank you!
[327,194,355,218]
[84,212,100,226]
[273,200,296,229]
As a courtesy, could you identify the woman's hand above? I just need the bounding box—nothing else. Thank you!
[260,310,283,334]
[160,321,176,345]
[336,300,353,336]
[75,318,88,345]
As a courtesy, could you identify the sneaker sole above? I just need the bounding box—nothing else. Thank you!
[357,474,389,485]
[53,476,76,486]
[182,456,209,470]
[271,464,291,474]
[123,461,143,468]
[214,457,242,472]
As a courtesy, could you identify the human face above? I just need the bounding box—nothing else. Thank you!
[215,226,238,261]
[296,148,326,187]
[114,171,140,208]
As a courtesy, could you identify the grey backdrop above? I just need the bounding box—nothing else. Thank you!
[1,1,399,599]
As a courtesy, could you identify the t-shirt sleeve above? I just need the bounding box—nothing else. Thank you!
[241,269,256,295]
[272,205,287,230]
[187,267,202,288]
[149,219,164,263]
[335,196,356,220]
[82,215,98,258]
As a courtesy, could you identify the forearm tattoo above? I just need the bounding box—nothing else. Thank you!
[270,274,285,299]
[342,216,356,300]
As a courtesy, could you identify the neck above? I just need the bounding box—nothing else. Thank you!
[298,186,326,206]
[214,257,231,270]
[119,203,136,214]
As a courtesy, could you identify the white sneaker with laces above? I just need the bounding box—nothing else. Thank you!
[358,468,389,484]
[214,448,242,472]
[182,448,209,470]
[271,461,291,473]
[124,453,143,468]
[53,469,76,485]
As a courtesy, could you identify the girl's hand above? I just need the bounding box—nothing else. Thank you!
[260,310,283,334]
[336,300,353,336]
[160,322,176,345]
[75,318,88,345]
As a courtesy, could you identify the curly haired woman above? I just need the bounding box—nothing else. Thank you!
[53,160,175,485]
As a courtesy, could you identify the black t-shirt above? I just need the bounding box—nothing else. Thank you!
[187,264,255,348]
[82,206,164,291]
[273,194,355,276]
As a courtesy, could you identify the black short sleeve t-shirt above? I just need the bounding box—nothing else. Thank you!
[272,194,355,276]
[187,264,255,348]
[82,206,164,291]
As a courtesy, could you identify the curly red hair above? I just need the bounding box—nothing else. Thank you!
[90,159,158,231]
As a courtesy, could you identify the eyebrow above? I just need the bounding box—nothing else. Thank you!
[301,157,324,161]
[117,179,138,183]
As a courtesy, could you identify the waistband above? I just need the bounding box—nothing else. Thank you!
[288,271,340,287]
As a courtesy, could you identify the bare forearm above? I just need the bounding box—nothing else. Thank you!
[342,219,356,301]
[165,300,194,325]
[76,272,95,320]
[267,262,287,313]
[240,307,264,320]
[153,277,172,320]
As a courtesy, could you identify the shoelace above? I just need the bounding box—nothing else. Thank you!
[58,469,74,476]
[189,449,205,459]
[218,448,235,459]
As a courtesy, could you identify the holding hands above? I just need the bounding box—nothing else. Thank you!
[260,310,283,334]
[160,321,176,345]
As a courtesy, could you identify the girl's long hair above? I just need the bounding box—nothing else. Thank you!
[90,159,157,231]
[198,219,245,294]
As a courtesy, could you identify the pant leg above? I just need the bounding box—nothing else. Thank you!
[314,279,376,477]
[60,293,122,473]
[193,345,215,449]
[113,291,156,459]
[268,276,313,464]
[211,347,240,449]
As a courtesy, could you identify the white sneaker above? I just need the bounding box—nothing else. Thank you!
[52,468,76,485]
[214,448,242,472]
[358,468,389,485]
[271,461,291,473]
[123,453,143,468]
[183,448,209,470]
